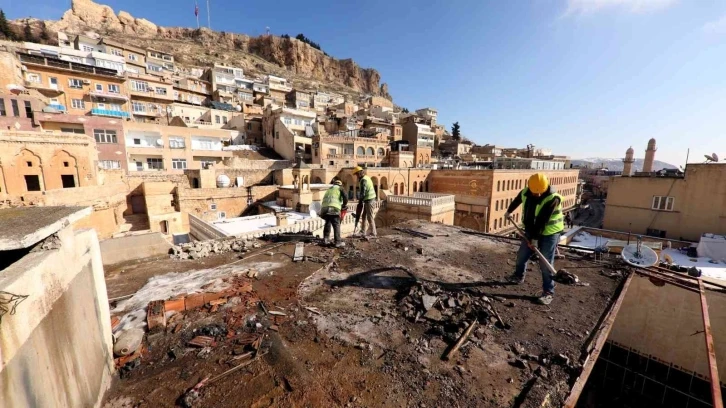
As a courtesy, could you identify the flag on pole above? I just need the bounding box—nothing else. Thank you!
[194,1,199,17]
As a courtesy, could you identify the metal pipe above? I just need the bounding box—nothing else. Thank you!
[698,279,723,408]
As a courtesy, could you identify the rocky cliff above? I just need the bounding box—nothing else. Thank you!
[29,0,389,97]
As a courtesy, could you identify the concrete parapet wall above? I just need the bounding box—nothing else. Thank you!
[189,213,229,240]
[100,232,173,266]
[0,227,113,408]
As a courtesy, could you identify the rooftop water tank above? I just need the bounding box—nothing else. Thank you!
[216,174,231,188]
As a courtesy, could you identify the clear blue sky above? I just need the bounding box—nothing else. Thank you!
[6,0,726,165]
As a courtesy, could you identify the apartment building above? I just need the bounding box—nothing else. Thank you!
[603,163,726,241]
[17,51,130,119]
[312,91,344,111]
[123,121,235,172]
[262,105,316,161]
[126,72,175,123]
[312,128,390,168]
[265,75,292,105]
[415,107,438,125]
[146,49,175,76]
[173,76,212,106]
[287,89,312,110]
[98,38,147,74]
[363,118,402,142]
[245,117,263,145]
[430,168,580,233]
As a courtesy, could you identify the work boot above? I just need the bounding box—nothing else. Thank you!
[536,292,554,305]
[506,274,524,284]
[322,239,331,246]
[334,241,346,248]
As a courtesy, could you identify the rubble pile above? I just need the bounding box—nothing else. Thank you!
[169,237,261,260]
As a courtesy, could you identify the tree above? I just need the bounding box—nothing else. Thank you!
[401,107,409,113]
[39,21,49,42]
[23,21,34,42]
[0,9,14,40]
[451,122,461,141]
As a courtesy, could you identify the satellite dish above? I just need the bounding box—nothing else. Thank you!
[309,201,322,217]
[712,153,719,162]
[156,139,164,146]
[236,105,242,112]
[704,153,719,163]
[622,237,659,267]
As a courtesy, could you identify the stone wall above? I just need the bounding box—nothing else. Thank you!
[100,231,173,266]
[0,226,113,408]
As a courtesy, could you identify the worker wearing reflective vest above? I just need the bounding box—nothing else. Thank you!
[505,173,564,305]
[321,177,348,248]
[353,166,377,237]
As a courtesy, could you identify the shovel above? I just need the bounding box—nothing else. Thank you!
[506,214,558,277]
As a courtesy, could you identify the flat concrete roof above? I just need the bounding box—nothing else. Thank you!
[0,206,92,250]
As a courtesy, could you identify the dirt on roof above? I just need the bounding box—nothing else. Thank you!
[102,221,626,408]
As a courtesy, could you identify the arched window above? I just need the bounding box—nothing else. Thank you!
[507,180,510,190]
[413,182,418,193]
[357,146,365,155]
[497,181,501,191]
[377,148,384,157]
[367,147,374,156]
[496,201,499,211]
[394,183,399,195]
[494,219,498,229]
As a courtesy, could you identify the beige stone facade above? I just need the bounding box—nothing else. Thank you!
[603,163,726,241]
[312,129,390,168]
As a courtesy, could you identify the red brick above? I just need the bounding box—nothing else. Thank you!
[185,293,206,310]
[209,298,227,306]
[203,291,227,304]
[188,336,215,347]
[165,296,185,313]
[147,300,166,332]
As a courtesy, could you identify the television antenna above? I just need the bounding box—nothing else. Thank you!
[266,26,270,36]
[621,236,659,267]
[703,153,719,163]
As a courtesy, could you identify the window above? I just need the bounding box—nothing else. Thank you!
[130,81,149,92]
[172,159,187,169]
[328,148,337,155]
[0,98,5,116]
[61,127,85,134]
[196,140,214,150]
[283,117,292,125]
[71,99,85,109]
[132,101,146,113]
[24,101,31,117]
[81,45,94,52]
[651,196,674,211]
[25,175,41,192]
[128,53,137,62]
[94,129,117,143]
[27,73,41,83]
[210,203,217,210]
[497,180,501,191]
[109,103,122,111]
[96,103,105,110]
[95,84,103,91]
[147,64,163,73]
[222,116,228,124]
[169,137,185,149]
[108,84,120,93]
[146,158,163,170]
[294,119,302,125]
[68,78,83,89]
[378,148,385,156]
[275,131,279,139]
[11,99,19,116]
[357,146,365,155]
[215,115,220,124]
[133,138,141,145]
[155,87,167,95]
[98,160,121,169]
[247,123,252,130]
[61,175,75,188]
[110,48,123,56]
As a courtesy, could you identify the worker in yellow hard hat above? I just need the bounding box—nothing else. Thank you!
[352,166,377,237]
[504,173,564,305]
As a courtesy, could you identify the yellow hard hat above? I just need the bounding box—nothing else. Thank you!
[352,166,364,174]
[528,173,549,195]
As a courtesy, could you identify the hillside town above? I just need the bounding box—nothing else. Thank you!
[1,1,726,408]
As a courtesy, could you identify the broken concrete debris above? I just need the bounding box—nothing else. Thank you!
[113,328,144,357]
[169,237,252,260]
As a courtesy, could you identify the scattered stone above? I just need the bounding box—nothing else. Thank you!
[535,366,549,379]
[421,295,437,311]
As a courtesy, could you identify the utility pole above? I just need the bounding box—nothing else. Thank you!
[207,0,211,29]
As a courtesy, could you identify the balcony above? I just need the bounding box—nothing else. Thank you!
[88,90,128,101]
[132,108,162,117]
[327,154,354,160]
[268,83,292,92]
[48,103,66,111]
[18,53,119,77]
[129,89,173,101]
[24,81,64,94]
[91,108,130,118]
[127,145,164,155]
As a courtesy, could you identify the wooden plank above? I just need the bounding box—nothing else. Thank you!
[563,272,634,408]
[293,242,304,262]
[699,279,723,408]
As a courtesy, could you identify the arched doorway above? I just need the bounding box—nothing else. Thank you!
[380,176,388,190]
[424,181,429,192]
[394,183,399,195]
[413,182,418,193]
[313,176,323,184]
[15,149,44,192]
[371,176,379,195]
[419,181,424,192]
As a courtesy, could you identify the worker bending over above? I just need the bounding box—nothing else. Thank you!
[505,173,564,305]
[353,166,377,237]
[321,177,348,248]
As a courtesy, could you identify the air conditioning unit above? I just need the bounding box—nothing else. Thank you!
[82,79,91,85]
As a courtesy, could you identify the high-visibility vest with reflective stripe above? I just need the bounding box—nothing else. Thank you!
[520,187,564,236]
[322,186,343,211]
[359,175,376,201]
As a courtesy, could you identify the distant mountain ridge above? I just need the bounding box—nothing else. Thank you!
[572,158,677,172]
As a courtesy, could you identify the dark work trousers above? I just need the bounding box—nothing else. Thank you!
[323,213,342,243]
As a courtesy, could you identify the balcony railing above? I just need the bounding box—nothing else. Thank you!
[89,90,128,101]
[25,81,64,93]
[387,194,455,208]
[18,53,119,77]
[91,108,130,118]
[132,109,162,117]
[49,104,66,111]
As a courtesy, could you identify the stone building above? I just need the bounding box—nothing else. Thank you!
[311,128,390,168]
[262,105,316,161]
[603,163,726,241]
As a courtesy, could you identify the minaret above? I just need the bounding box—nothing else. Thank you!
[622,146,635,176]
[643,138,657,173]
